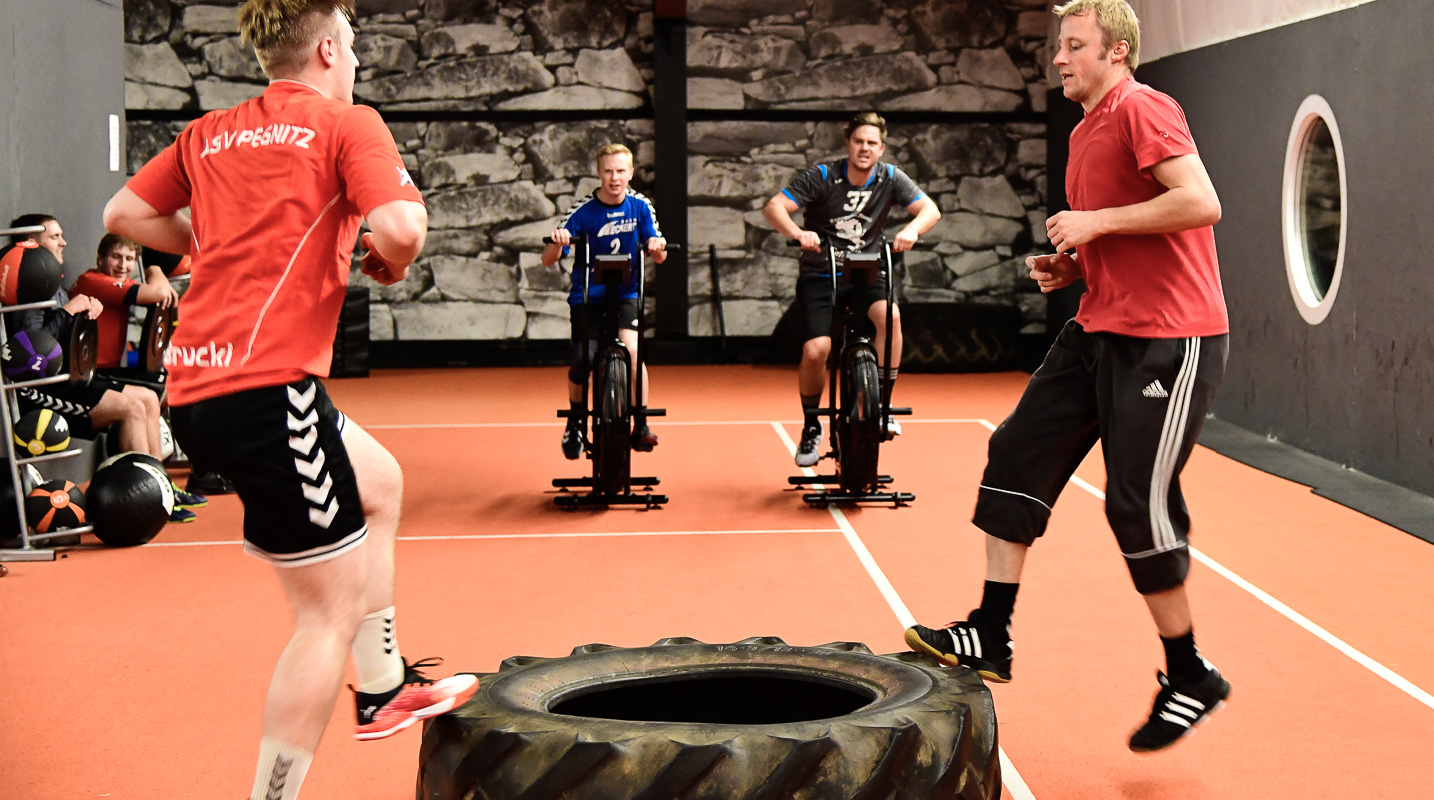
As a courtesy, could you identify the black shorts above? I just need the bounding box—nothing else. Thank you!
[568,297,639,384]
[796,273,890,342]
[169,377,367,567]
[14,375,128,439]
[971,320,1229,595]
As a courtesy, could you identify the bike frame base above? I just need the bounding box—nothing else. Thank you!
[552,477,668,510]
[787,474,914,508]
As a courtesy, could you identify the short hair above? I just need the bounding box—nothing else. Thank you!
[238,0,355,78]
[7,213,56,246]
[97,233,141,261]
[595,143,634,169]
[844,112,887,143]
[1055,0,1141,72]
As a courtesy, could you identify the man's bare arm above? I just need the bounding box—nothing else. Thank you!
[1046,154,1221,253]
[102,188,193,255]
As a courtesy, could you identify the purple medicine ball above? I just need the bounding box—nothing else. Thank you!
[2,329,63,381]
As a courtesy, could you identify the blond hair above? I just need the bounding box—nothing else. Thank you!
[1054,0,1141,72]
[595,143,634,170]
[844,111,887,143]
[238,0,354,77]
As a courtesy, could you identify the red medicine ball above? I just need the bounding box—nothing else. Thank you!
[0,241,64,306]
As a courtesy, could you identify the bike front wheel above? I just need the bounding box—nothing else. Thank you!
[592,347,632,495]
[838,345,881,494]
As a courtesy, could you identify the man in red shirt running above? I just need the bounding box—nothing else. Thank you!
[103,3,475,798]
[905,0,1232,753]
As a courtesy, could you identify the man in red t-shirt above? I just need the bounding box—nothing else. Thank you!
[103,3,475,799]
[906,0,1231,754]
[71,234,178,369]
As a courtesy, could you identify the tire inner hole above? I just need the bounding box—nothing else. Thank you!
[550,672,877,724]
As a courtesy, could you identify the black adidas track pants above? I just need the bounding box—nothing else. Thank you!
[972,320,1229,595]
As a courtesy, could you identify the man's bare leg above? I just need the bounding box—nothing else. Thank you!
[250,543,368,800]
[87,390,148,453]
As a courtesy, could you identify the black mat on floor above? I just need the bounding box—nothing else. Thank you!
[1198,418,1434,546]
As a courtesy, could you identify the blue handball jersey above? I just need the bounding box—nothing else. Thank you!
[558,189,663,304]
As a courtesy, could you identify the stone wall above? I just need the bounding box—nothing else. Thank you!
[124,0,655,112]
[687,0,1053,112]
[124,0,1053,342]
[686,120,1048,337]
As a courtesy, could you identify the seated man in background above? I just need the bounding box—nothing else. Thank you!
[5,216,207,523]
[73,239,234,496]
[71,233,179,370]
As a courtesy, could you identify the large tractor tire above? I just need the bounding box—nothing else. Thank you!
[417,637,1000,800]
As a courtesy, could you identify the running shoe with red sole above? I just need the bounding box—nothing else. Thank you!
[354,657,479,741]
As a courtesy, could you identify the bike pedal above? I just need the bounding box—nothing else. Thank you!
[642,408,666,417]
[888,407,913,415]
[557,409,586,419]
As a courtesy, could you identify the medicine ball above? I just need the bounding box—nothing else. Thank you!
[13,408,70,457]
[87,452,175,547]
[2,329,64,381]
[0,241,64,306]
[25,479,86,533]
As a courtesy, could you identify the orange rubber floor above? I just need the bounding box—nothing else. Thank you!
[4,365,1432,800]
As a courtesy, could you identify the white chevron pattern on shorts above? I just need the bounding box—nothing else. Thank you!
[18,388,87,417]
[286,383,339,529]
[288,425,317,455]
[287,382,316,412]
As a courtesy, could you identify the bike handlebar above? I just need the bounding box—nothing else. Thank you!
[542,235,680,252]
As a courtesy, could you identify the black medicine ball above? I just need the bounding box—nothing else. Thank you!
[87,452,175,547]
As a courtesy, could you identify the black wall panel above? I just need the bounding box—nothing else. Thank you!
[1131,0,1433,496]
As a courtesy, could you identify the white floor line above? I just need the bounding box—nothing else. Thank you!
[768,420,1038,800]
[364,419,998,430]
[144,528,841,548]
[1067,477,1434,710]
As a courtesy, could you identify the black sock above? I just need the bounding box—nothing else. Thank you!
[1161,630,1207,682]
[976,580,1018,637]
[800,394,821,429]
[880,367,898,407]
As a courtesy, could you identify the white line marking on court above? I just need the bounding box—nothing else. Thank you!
[768,420,1038,800]
[145,528,841,547]
[1066,477,1434,710]
[365,419,998,430]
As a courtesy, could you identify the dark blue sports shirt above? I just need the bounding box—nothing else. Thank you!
[557,189,663,304]
[782,159,925,274]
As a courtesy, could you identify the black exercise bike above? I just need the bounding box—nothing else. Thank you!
[547,234,670,509]
[788,237,914,507]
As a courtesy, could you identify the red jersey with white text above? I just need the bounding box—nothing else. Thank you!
[125,80,422,404]
[71,270,138,368]
[1067,77,1227,338]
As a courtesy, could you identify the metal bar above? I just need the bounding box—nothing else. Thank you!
[708,243,727,358]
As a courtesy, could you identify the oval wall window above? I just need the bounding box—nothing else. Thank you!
[1281,95,1347,325]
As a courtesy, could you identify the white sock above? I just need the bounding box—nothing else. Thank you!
[250,737,312,800]
[353,606,404,694]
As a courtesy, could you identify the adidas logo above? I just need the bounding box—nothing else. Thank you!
[1142,380,1169,399]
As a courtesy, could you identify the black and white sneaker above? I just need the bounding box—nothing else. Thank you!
[794,424,823,467]
[561,422,583,460]
[904,609,1013,682]
[1128,668,1230,752]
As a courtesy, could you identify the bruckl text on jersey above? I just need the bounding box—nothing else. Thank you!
[199,124,317,159]
[165,341,235,369]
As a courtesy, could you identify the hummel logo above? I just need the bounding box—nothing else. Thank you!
[362,704,378,721]
[1142,380,1169,398]
[265,754,293,800]
[397,166,415,188]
